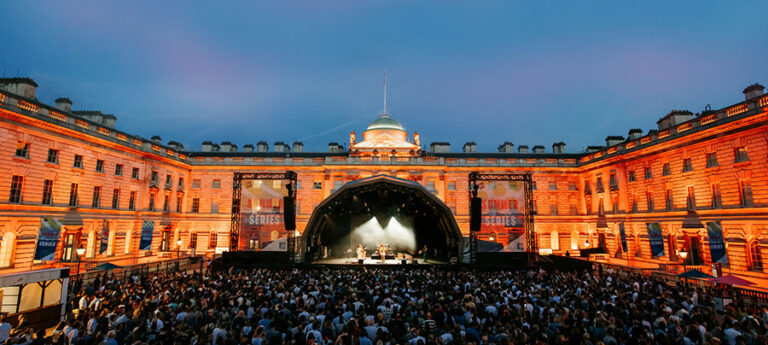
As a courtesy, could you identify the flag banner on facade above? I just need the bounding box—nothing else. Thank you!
[99,219,109,254]
[707,221,729,264]
[646,222,665,257]
[619,223,628,253]
[33,218,63,261]
[139,220,154,250]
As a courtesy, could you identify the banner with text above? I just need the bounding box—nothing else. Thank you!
[99,219,109,254]
[33,218,63,261]
[239,179,290,251]
[477,180,526,252]
[707,221,729,264]
[646,222,665,257]
[139,220,154,251]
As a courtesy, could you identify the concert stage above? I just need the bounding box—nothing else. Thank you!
[313,257,447,265]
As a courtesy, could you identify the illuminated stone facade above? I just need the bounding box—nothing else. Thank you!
[0,77,767,279]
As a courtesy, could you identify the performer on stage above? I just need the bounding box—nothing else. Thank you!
[378,244,387,263]
[356,244,366,261]
[421,245,428,263]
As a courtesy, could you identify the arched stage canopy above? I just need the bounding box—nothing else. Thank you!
[301,175,462,262]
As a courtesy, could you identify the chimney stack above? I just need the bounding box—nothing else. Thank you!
[151,135,162,143]
[429,142,451,153]
[743,83,765,100]
[0,78,38,99]
[627,128,643,140]
[498,141,514,153]
[293,142,304,152]
[462,142,477,153]
[256,141,269,152]
[55,97,72,112]
[532,145,545,154]
[243,144,254,152]
[328,142,344,153]
[274,142,289,152]
[220,141,233,152]
[552,142,566,154]
[201,141,213,152]
[518,145,529,153]
[605,136,624,147]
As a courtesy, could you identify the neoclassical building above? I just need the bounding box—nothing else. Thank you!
[0,77,767,279]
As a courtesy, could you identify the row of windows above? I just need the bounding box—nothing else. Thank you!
[627,148,748,183]
[15,142,186,189]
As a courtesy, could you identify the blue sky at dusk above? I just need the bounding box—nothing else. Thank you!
[2,1,767,152]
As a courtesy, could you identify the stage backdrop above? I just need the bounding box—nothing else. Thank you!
[239,178,290,251]
[476,180,526,252]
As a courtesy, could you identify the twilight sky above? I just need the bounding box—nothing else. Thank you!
[2,1,767,152]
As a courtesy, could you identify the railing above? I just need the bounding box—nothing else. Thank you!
[67,256,202,283]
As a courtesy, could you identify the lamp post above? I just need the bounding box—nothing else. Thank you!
[75,246,86,290]
[679,250,689,288]
[176,239,183,270]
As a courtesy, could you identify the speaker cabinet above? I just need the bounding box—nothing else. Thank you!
[283,196,296,230]
[470,197,482,231]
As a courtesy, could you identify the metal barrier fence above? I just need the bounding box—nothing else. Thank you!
[64,256,203,284]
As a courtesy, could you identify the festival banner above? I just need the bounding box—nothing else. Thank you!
[139,220,154,251]
[33,218,63,261]
[619,223,628,253]
[239,179,290,251]
[707,221,729,264]
[477,180,526,252]
[646,222,665,257]
[99,219,109,254]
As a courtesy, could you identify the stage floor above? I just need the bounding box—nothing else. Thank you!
[314,257,447,265]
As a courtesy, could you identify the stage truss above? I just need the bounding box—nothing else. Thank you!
[229,171,298,261]
[468,172,536,265]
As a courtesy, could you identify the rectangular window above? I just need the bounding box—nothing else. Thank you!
[447,182,456,191]
[148,192,156,211]
[114,164,123,176]
[646,191,654,212]
[15,142,29,158]
[609,173,618,190]
[190,233,198,249]
[687,186,696,210]
[209,233,218,249]
[160,231,170,252]
[711,184,721,209]
[211,201,219,214]
[111,189,120,209]
[532,181,537,190]
[129,191,136,210]
[662,163,671,176]
[682,158,693,172]
[644,167,652,180]
[595,177,604,193]
[628,171,636,182]
[612,200,618,213]
[568,182,577,191]
[570,204,579,215]
[426,181,436,192]
[132,167,140,179]
[176,196,182,213]
[191,198,200,213]
[165,174,172,187]
[212,179,221,189]
[549,204,558,215]
[46,149,59,164]
[151,171,158,184]
[192,179,201,189]
[584,182,592,195]
[734,146,749,163]
[68,183,78,207]
[61,234,75,263]
[740,181,753,207]
[9,175,24,203]
[95,159,104,173]
[73,154,83,168]
[548,182,557,191]
[333,180,342,191]
[92,186,101,208]
[42,179,53,205]
[630,194,638,213]
[178,177,184,189]
[666,189,673,211]
[163,195,170,212]
[313,182,322,189]
[706,153,718,168]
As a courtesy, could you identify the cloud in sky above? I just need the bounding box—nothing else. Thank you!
[1,1,766,151]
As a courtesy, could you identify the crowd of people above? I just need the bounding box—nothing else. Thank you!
[3,264,768,345]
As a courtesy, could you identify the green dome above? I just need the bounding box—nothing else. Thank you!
[366,114,405,131]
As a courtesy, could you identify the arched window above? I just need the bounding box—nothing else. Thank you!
[551,231,559,250]
[748,241,763,271]
[124,228,133,254]
[0,233,16,268]
[571,230,579,250]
